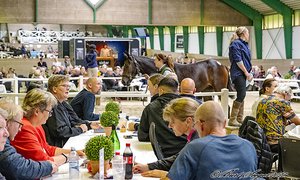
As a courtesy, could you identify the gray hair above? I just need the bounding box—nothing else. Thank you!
[274,84,292,95]
[22,88,57,118]
[0,98,23,122]
[0,108,8,120]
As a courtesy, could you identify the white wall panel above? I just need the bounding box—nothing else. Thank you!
[292,26,300,59]
[154,35,160,50]
[189,33,199,54]
[164,34,171,52]
[222,32,233,57]
[262,28,285,59]
[204,32,217,56]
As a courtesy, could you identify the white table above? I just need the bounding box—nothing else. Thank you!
[45,130,158,179]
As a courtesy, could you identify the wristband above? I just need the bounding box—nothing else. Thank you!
[62,153,68,163]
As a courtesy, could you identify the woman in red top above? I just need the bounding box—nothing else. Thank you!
[11,88,84,166]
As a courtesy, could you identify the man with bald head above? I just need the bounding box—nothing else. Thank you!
[180,78,202,104]
[166,101,257,180]
[71,77,101,121]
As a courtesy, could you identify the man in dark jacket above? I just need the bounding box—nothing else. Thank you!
[138,76,187,158]
[71,77,101,121]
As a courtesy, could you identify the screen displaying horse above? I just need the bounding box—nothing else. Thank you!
[122,53,232,92]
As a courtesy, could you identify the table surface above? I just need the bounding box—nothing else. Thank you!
[44,130,158,180]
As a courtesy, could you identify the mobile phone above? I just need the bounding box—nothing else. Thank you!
[123,135,133,139]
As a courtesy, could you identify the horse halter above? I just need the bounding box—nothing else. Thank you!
[122,56,142,81]
[132,56,142,77]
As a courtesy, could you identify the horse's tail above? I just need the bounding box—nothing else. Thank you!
[225,66,234,92]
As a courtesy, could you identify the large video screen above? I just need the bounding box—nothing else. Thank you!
[86,40,129,66]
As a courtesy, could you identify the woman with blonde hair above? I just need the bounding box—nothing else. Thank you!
[11,88,84,167]
[0,98,58,179]
[228,26,253,126]
[154,54,175,76]
[133,97,199,177]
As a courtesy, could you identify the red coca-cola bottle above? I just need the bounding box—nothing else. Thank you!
[123,143,133,179]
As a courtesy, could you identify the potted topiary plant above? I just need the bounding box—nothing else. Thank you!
[105,101,120,115]
[100,111,119,136]
[85,135,114,175]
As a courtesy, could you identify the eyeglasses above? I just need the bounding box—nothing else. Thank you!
[44,109,53,117]
[11,120,24,128]
[58,84,70,88]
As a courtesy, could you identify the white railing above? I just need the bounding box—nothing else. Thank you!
[1,76,300,119]
[18,30,85,44]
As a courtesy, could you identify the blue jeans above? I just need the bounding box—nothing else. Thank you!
[233,76,246,103]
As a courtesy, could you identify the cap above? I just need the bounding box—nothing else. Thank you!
[89,44,96,49]
[126,143,130,147]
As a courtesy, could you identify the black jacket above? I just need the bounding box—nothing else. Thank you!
[239,116,273,173]
[148,130,199,171]
[138,93,187,158]
[43,101,91,147]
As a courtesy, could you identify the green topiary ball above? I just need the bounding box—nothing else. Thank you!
[100,111,119,127]
[85,135,114,161]
[105,101,120,115]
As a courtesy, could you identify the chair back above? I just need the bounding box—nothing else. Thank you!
[149,122,164,160]
[279,138,300,177]
[239,116,273,173]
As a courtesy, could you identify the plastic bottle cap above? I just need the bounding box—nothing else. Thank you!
[115,152,120,155]
[126,143,130,147]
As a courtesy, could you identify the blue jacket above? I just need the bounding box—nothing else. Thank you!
[70,88,100,121]
[229,38,252,82]
[85,51,98,68]
[0,140,52,180]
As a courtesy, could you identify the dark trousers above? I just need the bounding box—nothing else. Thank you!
[233,76,247,103]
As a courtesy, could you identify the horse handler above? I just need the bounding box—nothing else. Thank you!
[228,26,253,126]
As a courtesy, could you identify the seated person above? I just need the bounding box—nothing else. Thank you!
[103,68,119,91]
[0,98,58,179]
[256,84,300,153]
[138,76,187,158]
[11,89,85,166]
[142,101,257,179]
[127,73,164,131]
[70,77,101,121]
[133,97,199,173]
[251,78,277,117]
[43,75,99,147]
[179,78,202,104]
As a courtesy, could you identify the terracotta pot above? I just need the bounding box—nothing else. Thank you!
[88,160,110,176]
[104,126,112,136]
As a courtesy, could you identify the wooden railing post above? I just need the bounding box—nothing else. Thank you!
[221,88,229,123]
[78,76,84,91]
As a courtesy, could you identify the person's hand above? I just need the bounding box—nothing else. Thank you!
[127,122,136,131]
[141,170,168,178]
[133,163,149,173]
[90,122,101,129]
[76,150,85,157]
[47,160,58,174]
[79,124,88,132]
[245,72,253,81]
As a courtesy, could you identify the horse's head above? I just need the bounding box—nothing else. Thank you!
[122,52,137,86]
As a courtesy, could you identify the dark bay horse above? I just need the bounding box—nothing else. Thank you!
[122,54,232,92]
